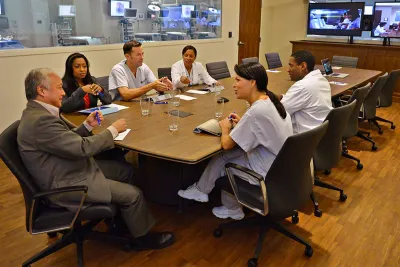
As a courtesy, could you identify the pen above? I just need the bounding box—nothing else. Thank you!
[96,107,101,126]
[98,91,104,97]
[229,111,236,120]
[155,101,168,104]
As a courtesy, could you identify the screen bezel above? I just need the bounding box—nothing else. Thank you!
[124,8,137,18]
[371,2,400,38]
[307,2,365,37]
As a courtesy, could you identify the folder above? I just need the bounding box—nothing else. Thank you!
[193,119,222,136]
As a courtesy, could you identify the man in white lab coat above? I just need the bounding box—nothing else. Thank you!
[280,50,333,134]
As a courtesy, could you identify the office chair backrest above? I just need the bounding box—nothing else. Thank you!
[242,57,259,64]
[364,73,389,119]
[0,121,38,231]
[332,55,358,68]
[157,67,172,81]
[206,61,231,80]
[343,84,371,138]
[96,76,109,92]
[264,121,329,219]
[380,69,400,107]
[314,101,357,171]
[265,52,282,69]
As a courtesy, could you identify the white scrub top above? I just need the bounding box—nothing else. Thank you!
[230,98,293,184]
[171,59,216,89]
[108,60,157,101]
[281,69,333,134]
[374,25,385,36]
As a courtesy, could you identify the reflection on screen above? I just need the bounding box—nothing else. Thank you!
[309,8,362,31]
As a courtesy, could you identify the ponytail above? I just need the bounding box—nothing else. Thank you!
[266,90,287,119]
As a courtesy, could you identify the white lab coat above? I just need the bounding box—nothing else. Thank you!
[281,70,333,134]
[171,59,216,88]
[374,25,386,36]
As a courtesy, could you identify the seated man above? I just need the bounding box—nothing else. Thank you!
[109,40,173,101]
[280,50,333,134]
[18,68,174,249]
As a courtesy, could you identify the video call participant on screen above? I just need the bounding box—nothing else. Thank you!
[280,50,332,134]
[171,45,219,89]
[109,40,173,101]
[374,22,387,36]
[178,63,293,220]
[60,53,112,113]
[347,9,361,30]
[18,68,174,250]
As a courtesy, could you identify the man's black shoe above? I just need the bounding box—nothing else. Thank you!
[131,232,175,251]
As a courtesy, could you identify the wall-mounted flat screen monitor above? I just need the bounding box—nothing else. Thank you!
[59,5,76,17]
[124,8,137,19]
[110,0,131,17]
[307,2,365,37]
[181,4,195,18]
[372,2,400,38]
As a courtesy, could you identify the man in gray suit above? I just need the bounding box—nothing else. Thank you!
[18,68,174,250]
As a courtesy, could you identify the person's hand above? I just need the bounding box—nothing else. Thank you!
[219,118,232,132]
[90,84,103,95]
[160,77,173,90]
[111,119,128,133]
[180,76,191,85]
[82,84,93,94]
[229,113,241,124]
[86,111,103,127]
[152,80,169,92]
[215,81,221,86]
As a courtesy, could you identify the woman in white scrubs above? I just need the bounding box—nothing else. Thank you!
[171,45,219,88]
[178,63,293,220]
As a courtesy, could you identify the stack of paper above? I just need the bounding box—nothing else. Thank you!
[186,90,209,95]
[177,95,197,101]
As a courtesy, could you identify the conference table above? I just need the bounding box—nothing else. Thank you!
[61,66,381,207]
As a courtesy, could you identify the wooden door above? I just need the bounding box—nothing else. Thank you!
[373,10,382,29]
[238,0,262,64]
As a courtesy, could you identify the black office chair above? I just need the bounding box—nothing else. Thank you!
[242,57,259,64]
[361,73,394,134]
[311,101,357,216]
[379,69,400,107]
[265,52,282,69]
[96,76,109,92]
[0,121,131,267]
[332,55,358,68]
[157,67,172,81]
[214,122,329,267]
[206,61,231,80]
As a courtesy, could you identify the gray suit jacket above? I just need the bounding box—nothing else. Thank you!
[17,100,115,209]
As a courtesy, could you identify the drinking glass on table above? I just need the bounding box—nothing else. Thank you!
[140,95,151,116]
[171,88,180,107]
[168,101,179,132]
[214,93,224,119]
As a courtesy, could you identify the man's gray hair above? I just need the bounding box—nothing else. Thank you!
[24,68,54,100]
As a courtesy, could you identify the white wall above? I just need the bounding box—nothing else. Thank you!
[0,0,239,132]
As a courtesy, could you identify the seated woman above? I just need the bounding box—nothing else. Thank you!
[60,53,112,113]
[171,45,219,89]
[178,63,293,220]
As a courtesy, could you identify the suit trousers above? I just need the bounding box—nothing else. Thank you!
[96,159,156,238]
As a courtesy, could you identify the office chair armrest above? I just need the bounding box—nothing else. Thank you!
[225,163,264,181]
[33,185,88,199]
[29,185,88,235]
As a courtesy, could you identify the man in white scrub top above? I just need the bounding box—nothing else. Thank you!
[109,40,172,101]
[280,50,332,134]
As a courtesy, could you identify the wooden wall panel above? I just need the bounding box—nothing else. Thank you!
[291,40,400,99]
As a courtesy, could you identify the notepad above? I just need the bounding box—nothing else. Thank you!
[266,69,281,73]
[78,106,119,115]
[329,81,348,86]
[177,95,197,101]
[186,90,209,95]
[114,129,131,141]
[193,119,222,136]
[107,103,129,111]
[332,66,342,70]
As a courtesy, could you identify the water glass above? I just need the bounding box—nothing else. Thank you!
[171,89,180,107]
[215,94,224,119]
[140,95,151,116]
[168,109,179,132]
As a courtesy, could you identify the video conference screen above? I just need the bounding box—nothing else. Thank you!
[307,3,365,37]
[110,0,130,17]
[372,3,400,38]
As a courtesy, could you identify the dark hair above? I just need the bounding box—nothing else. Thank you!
[182,45,197,57]
[348,9,360,19]
[379,22,387,27]
[234,63,286,119]
[291,50,315,73]
[62,53,94,96]
[123,40,142,55]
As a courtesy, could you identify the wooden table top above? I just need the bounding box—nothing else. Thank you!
[61,67,381,164]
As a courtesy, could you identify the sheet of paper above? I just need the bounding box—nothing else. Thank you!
[332,66,342,70]
[114,129,131,141]
[266,69,281,73]
[177,95,197,101]
[329,81,348,86]
[186,90,209,95]
[107,103,129,111]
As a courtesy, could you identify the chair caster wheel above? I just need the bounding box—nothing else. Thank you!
[357,163,363,170]
[314,209,322,217]
[292,214,299,224]
[248,258,258,267]
[324,170,331,175]
[378,129,383,135]
[305,246,313,257]
[391,125,396,130]
[47,232,57,238]
[214,228,223,238]
[340,193,348,202]
[372,145,378,151]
